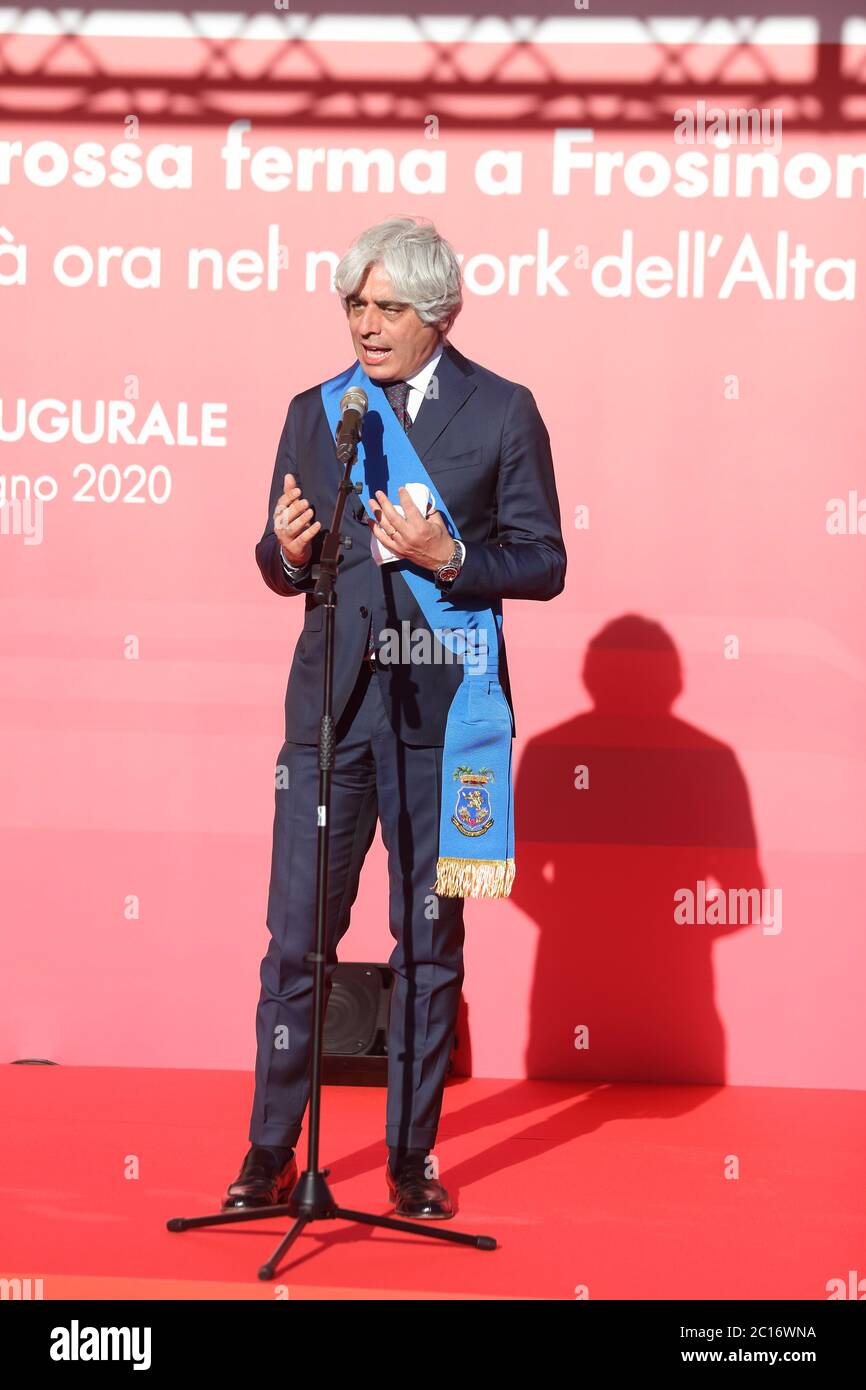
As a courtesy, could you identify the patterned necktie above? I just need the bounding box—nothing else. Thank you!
[366,381,411,663]
[383,379,412,432]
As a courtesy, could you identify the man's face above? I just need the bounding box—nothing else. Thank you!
[347,263,443,382]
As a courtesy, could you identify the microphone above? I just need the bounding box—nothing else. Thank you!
[335,386,368,462]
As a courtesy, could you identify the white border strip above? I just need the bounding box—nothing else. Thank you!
[0,11,825,45]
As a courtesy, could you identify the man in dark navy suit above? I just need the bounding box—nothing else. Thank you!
[223,216,566,1219]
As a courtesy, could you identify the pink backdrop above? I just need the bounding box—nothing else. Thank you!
[2,19,864,1090]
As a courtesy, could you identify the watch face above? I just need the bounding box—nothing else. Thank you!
[438,565,459,581]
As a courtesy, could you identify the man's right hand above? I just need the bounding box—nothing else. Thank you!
[274,472,321,567]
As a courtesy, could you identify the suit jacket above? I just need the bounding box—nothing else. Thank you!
[255,339,567,746]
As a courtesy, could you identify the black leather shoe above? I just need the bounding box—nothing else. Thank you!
[221,1145,298,1210]
[385,1155,454,1220]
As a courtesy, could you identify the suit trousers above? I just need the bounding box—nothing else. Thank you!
[248,656,466,1152]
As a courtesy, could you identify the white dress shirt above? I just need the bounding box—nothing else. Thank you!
[280,339,465,580]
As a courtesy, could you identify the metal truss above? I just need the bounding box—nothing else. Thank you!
[0,8,864,129]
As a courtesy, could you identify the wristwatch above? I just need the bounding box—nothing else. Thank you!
[281,549,311,581]
[434,540,465,590]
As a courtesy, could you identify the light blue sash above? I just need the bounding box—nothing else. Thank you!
[320,361,515,898]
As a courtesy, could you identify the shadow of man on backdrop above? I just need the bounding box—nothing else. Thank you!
[514,613,765,1085]
[435,614,766,1191]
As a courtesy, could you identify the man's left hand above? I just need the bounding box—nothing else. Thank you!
[369,487,455,571]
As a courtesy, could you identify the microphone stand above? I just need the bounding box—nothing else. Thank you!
[167,415,496,1278]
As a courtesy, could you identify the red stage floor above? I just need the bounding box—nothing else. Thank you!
[4,1065,864,1300]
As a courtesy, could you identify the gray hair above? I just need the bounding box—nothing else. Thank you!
[334,216,463,333]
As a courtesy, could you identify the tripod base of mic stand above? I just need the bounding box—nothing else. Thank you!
[167,1167,498,1279]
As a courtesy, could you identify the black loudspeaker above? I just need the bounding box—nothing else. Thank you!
[322,963,392,1085]
[322,962,458,1086]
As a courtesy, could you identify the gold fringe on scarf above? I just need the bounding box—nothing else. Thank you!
[435,856,516,900]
